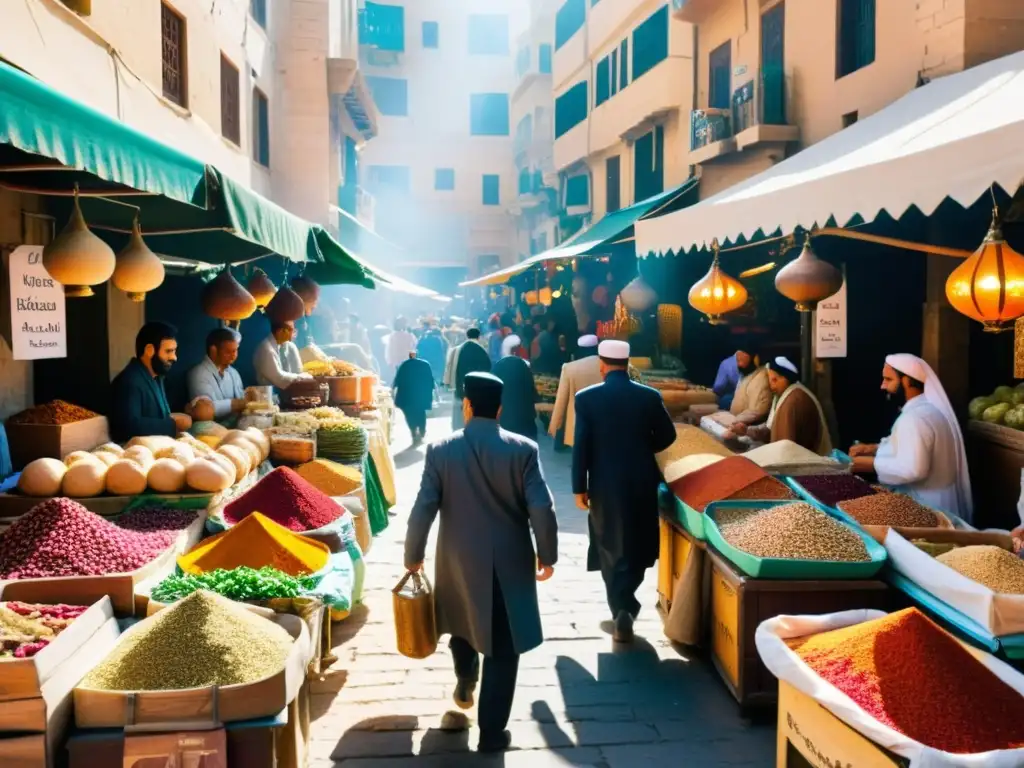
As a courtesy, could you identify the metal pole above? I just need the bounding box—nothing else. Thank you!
[801,310,813,387]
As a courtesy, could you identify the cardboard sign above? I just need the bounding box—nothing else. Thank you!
[8,245,66,360]
[816,277,847,359]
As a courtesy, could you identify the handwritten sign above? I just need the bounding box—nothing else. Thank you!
[816,277,847,359]
[8,245,66,360]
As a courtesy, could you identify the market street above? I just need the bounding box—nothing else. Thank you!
[309,409,775,766]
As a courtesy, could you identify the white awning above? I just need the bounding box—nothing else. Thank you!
[636,51,1024,257]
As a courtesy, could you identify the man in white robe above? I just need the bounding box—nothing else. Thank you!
[849,353,973,523]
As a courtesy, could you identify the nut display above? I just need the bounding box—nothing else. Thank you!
[716,502,870,562]
[838,493,939,528]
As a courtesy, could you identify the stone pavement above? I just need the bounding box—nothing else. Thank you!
[309,409,776,767]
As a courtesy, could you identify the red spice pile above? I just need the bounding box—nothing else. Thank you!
[223,467,342,532]
[669,456,767,512]
[788,608,1024,754]
[0,498,189,579]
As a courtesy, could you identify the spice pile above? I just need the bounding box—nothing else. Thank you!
[743,440,845,475]
[295,459,362,497]
[663,454,725,485]
[838,493,939,528]
[791,474,877,508]
[724,476,797,502]
[669,456,767,512]
[936,545,1024,594]
[0,498,195,579]
[224,467,342,531]
[717,502,870,562]
[179,512,330,577]
[151,566,318,603]
[116,506,199,534]
[6,400,98,426]
[81,591,293,691]
[0,602,89,658]
[787,608,1024,753]
[317,417,368,463]
[657,424,734,470]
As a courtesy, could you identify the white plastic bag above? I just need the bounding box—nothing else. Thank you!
[755,610,1024,767]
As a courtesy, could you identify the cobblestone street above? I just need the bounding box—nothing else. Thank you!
[309,410,775,766]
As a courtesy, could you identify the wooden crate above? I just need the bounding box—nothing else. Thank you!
[708,551,890,709]
[6,417,109,471]
[776,682,908,767]
[657,516,704,615]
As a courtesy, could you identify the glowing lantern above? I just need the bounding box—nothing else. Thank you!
[688,247,747,324]
[946,213,1024,332]
[774,236,842,311]
[42,191,116,297]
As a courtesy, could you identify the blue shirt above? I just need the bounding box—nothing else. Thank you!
[713,355,741,406]
[187,356,245,420]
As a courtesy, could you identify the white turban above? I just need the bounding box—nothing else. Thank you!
[885,353,972,518]
[500,334,522,358]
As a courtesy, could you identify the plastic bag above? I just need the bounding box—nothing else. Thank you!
[755,610,1024,767]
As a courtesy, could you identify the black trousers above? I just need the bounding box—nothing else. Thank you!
[601,559,647,619]
[449,574,520,736]
[401,408,427,435]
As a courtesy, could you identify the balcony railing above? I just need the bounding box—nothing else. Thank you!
[690,66,791,151]
[690,108,732,151]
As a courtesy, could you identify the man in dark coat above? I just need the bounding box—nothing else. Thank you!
[406,373,557,753]
[392,351,435,445]
[416,326,448,383]
[492,335,539,440]
[572,340,675,643]
[110,322,193,442]
[452,328,491,430]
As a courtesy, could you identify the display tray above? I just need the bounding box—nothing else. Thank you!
[704,500,888,580]
[785,477,954,532]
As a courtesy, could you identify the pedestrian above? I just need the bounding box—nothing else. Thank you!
[405,372,558,753]
[385,317,418,384]
[392,351,434,445]
[452,328,491,430]
[492,335,539,440]
[416,326,448,383]
[572,340,675,643]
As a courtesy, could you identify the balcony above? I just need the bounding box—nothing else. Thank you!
[358,1,404,67]
[514,43,554,101]
[671,0,719,23]
[591,56,689,153]
[689,67,799,165]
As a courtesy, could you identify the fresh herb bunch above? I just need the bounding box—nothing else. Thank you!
[151,566,318,603]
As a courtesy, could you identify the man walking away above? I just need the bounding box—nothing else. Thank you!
[572,340,675,643]
[451,328,492,430]
[392,351,434,445]
[405,372,557,753]
[493,335,539,440]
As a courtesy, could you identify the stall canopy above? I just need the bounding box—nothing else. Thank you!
[0,59,376,287]
[636,51,1024,257]
[462,176,699,287]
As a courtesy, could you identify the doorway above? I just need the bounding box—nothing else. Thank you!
[708,42,732,111]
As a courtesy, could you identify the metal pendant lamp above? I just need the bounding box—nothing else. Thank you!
[946,209,1024,332]
[774,234,842,311]
[42,189,116,298]
[112,217,165,302]
[688,242,748,324]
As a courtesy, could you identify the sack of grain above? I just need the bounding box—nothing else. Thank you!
[743,440,845,476]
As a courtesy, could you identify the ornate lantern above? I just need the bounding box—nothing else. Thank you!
[246,268,277,310]
[946,211,1024,332]
[42,191,116,297]
[688,244,747,324]
[774,235,842,311]
[112,217,165,302]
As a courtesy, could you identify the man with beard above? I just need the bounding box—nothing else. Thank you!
[705,342,771,430]
[848,354,972,522]
[110,322,192,442]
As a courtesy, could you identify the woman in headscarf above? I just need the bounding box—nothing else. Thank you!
[492,334,539,440]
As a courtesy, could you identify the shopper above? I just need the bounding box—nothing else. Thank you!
[451,328,491,430]
[392,351,434,445]
[492,335,539,440]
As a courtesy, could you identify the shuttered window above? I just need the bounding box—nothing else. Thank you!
[161,3,187,107]
[539,44,553,74]
[634,126,664,203]
[632,5,668,81]
[555,81,588,137]
[220,55,240,145]
[837,0,876,77]
[595,57,611,107]
[555,0,585,50]
[606,156,621,213]
[482,174,501,205]
[252,88,269,166]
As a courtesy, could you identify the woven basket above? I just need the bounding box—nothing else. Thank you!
[657,304,683,352]
[393,571,438,659]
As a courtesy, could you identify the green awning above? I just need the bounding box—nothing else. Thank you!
[461,177,699,286]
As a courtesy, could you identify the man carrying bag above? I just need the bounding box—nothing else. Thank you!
[404,372,558,753]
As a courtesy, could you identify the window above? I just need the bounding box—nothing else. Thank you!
[595,57,610,107]
[219,55,240,145]
[708,42,732,110]
[516,46,531,77]
[482,174,501,206]
[468,14,509,55]
[359,2,405,52]
[606,156,621,213]
[252,88,269,166]
[837,0,875,78]
[367,165,411,195]
[634,126,665,203]
[555,81,588,137]
[470,93,510,136]
[842,110,859,128]
[365,76,408,116]
[632,5,668,81]
[610,50,619,97]
[161,3,187,107]
[539,44,553,74]
[564,173,589,207]
[619,40,629,90]
[435,168,455,191]
[555,0,585,50]
[422,21,439,48]
[250,0,266,29]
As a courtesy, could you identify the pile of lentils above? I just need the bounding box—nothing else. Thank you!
[0,498,196,579]
[82,590,293,691]
[838,493,939,528]
[936,545,1024,594]
[716,502,870,562]
[791,473,877,508]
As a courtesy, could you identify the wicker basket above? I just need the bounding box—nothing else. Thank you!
[657,304,683,353]
[392,571,438,659]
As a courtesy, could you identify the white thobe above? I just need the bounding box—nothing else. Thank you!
[874,395,967,520]
[253,334,304,390]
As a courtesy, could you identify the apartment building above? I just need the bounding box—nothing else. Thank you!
[677,0,1024,199]
[551,0,695,239]
[356,0,528,290]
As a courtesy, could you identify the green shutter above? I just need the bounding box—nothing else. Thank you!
[595,57,611,106]
[631,6,668,81]
[555,81,588,137]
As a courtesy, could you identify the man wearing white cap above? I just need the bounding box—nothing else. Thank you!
[726,357,831,455]
[572,339,676,643]
[548,335,601,449]
[849,354,972,522]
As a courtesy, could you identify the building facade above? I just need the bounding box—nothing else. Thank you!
[552,0,695,239]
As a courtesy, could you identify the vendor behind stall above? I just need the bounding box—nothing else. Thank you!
[726,357,831,454]
[713,348,746,409]
[704,341,771,428]
[253,320,312,391]
[186,328,245,425]
[110,322,193,442]
[849,354,973,522]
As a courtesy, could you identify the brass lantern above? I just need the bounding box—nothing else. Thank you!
[42,191,116,297]
[946,212,1024,332]
[774,235,842,311]
[688,244,747,325]
[112,217,165,302]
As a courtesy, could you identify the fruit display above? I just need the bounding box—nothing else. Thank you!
[0,601,90,658]
[969,383,1024,428]
[303,358,363,377]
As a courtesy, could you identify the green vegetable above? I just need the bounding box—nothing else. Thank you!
[969,396,995,419]
[1005,405,1024,430]
[993,385,1016,404]
[151,567,318,604]
[982,402,1012,424]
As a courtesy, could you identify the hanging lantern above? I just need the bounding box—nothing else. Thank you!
[290,274,321,316]
[688,246,748,325]
[620,276,657,312]
[538,286,553,307]
[774,235,842,311]
[265,284,306,324]
[42,191,116,298]
[946,211,1024,332]
[524,290,538,306]
[201,268,257,322]
[246,268,277,309]
[112,217,165,302]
